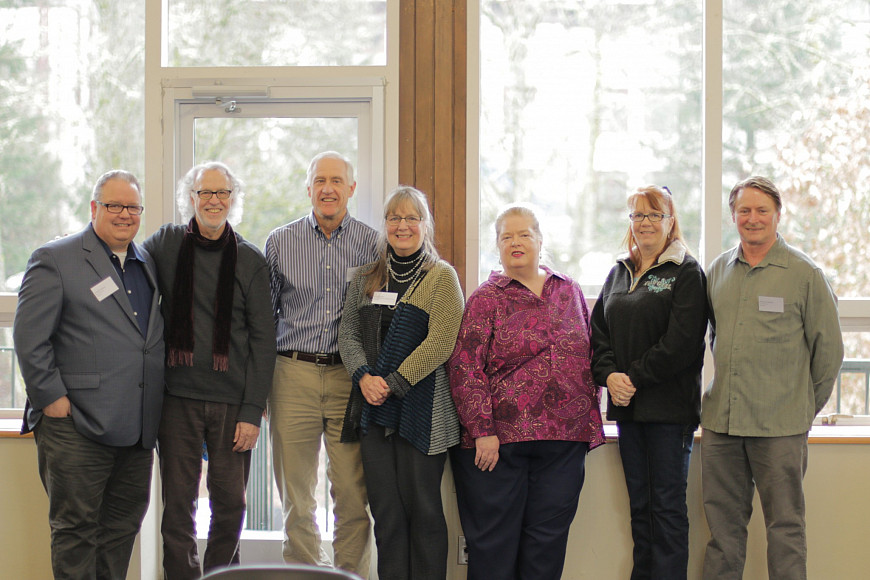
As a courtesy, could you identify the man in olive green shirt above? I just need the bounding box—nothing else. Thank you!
[701,176,843,580]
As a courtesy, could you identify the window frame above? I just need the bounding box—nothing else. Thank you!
[165,78,386,227]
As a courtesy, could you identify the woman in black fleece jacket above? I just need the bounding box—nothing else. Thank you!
[591,185,707,580]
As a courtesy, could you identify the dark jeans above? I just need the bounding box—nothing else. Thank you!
[361,424,448,580]
[34,415,154,580]
[617,421,696,580]
[158,395,252,580]
[451,440,589,580]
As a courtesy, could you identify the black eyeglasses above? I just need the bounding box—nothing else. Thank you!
[96,201,144,215]
[629,212,671,223]
[195,189,233,200]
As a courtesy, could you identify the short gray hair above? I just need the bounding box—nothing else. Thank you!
[92,170,141,202]
[175,161,245,225]
[305,151,355,188]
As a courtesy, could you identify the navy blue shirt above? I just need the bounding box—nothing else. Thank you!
[93,225,154,337]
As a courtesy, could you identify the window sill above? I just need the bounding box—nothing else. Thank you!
[3,420,870,443]
[601,423,870,444]
[0,418,29,438]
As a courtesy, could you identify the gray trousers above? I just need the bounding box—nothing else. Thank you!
[701,429,809,580]
[35,415,153,580]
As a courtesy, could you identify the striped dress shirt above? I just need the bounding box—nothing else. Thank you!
[265,212,379,354]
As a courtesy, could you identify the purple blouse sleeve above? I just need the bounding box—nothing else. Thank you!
[449,285,497,440]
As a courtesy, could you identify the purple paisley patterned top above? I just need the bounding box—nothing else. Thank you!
[448,267,605,450]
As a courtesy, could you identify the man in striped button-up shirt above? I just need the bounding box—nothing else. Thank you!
[265,151,378,577]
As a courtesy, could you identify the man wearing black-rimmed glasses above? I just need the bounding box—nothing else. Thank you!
[15,170,165,579]
[144,161,276,579]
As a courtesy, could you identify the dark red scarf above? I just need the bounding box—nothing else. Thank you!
[167,218,238,371]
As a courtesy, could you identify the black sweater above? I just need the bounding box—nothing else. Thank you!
[590,241,707,424]
[143,224,276,425]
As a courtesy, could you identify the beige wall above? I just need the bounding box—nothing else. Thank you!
[3,436,869,579]
[1,436,52,580]
[445,438,870,579]
[0,435,146,580]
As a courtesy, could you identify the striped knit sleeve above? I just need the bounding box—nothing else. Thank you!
[394,262,465,387]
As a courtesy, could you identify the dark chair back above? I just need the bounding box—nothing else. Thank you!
[199,563,364,580]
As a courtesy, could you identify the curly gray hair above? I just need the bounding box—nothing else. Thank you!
[175,161,245,225]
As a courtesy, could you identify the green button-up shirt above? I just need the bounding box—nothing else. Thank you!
[701,234,844,437]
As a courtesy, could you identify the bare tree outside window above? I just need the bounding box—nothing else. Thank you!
[166,0,386,67]
[479,0,703,293]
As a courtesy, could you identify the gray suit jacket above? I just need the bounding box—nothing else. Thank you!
[14,225,165,448]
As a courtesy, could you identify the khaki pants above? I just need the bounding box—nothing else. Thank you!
[269,355,371,578]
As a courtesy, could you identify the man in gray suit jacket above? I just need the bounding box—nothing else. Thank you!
[14,170,165,580]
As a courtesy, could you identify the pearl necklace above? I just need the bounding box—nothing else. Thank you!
[387,251,425,284]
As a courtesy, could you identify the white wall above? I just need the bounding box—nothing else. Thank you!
[4,434,869,580]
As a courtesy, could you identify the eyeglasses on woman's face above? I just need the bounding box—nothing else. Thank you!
[628,212,671,223]
[386,215,422,226]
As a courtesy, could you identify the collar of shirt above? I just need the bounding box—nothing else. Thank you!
[489,264,566,289]
[90,223,147,265]
[305,211,352,237]
[617,238,688,270]
[734,233,788,269]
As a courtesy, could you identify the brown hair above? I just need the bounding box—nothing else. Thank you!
[728,176,782,215]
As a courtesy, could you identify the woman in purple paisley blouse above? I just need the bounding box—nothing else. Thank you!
[448,204,605,580]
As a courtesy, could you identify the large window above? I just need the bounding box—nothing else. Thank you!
[477,0,870,422]
[166,0,387,67]
[721,0,870,298]
[478,0,703,294]
[0,0,145,292]
[0,0,145,409]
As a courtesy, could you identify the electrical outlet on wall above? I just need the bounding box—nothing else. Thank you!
[457,535,469,565]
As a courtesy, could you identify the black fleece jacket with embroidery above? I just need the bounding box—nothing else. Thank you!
[590,242,708,424]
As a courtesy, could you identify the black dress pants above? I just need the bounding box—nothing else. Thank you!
[361,424,448,580]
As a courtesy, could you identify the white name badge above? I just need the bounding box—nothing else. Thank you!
[758,296,784,313]
[91,276,120,302]
[346,266,360,282]
[372,291,398,306]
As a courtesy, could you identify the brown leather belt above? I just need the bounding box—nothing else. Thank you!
[278,350,342,366]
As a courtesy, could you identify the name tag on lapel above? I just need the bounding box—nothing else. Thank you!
[91,276,120,302]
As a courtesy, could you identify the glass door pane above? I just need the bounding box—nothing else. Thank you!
[184,109,362,534]
[193,116,359,250]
